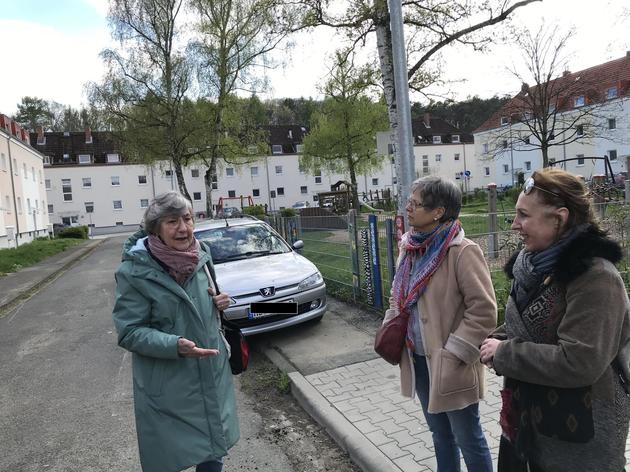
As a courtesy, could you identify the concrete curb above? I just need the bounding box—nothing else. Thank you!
[0,238,107,314]
[288,371,400,472]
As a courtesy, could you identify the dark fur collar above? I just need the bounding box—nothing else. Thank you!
[504,226,622,284]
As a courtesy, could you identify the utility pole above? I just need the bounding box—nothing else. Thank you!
[389,0,414,227]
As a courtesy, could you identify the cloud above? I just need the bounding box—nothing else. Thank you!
[0,19,110,115]
[79,0,109,17]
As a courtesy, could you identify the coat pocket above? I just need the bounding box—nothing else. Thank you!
[437,348,478,395]
[146,358,165,396]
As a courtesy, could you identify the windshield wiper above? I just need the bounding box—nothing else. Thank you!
[223,250,270,261]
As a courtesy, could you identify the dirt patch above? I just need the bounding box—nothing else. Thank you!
[239,352,361,472]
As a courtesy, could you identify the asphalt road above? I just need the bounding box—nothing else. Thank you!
[0,235,357,472]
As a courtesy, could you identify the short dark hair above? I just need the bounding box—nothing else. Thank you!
[410,176,462,222]
[142,191,193,235]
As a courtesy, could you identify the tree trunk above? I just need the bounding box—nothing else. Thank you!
[173,161,191,201]
[541,145,549,168]
[374,0,403,213]
[204,162,216,218]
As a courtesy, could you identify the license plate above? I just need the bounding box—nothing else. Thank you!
[248,300,297,319]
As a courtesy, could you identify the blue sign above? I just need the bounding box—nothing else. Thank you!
[464,170,471,177]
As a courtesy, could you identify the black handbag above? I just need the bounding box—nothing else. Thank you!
[203,260,249,375]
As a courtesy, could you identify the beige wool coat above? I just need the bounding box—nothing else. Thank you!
[384,230,497,413]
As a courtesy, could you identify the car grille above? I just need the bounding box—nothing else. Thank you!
[231,302,312,328]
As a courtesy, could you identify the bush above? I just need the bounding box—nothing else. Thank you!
[57,225,88,239]
[280,208,296,217]
[242,204,266,217]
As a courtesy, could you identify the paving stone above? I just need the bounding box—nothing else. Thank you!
[388,429,418,448]
[353,418,381,434]
[377,418,407,435]
[341,408,368,423]
[401,441,435,461]
[363,408,391,423]
[380,440,411,460]
[365,430,396,447]
[393,454,428,472]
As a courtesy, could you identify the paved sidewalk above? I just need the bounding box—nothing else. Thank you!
[0,238,105,313]
[290,357,630,472]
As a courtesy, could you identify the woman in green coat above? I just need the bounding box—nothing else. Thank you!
[112,191,239,472]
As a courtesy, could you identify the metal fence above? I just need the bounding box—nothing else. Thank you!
[266,200,630,315]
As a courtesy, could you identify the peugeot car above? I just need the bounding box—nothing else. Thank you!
[194,217,327,335]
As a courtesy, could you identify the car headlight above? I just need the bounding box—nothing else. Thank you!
[298,272,323,290]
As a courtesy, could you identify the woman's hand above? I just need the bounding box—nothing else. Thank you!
[208,288,231,312]
[177,337,219,358]
[480,338,501,365]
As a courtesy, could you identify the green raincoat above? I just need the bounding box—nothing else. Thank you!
[112,230,239,472]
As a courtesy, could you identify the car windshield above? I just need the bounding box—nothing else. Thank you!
[195,224,291,263]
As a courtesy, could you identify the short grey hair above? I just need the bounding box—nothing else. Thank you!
[410,176,462,222]
[142,191,193,235]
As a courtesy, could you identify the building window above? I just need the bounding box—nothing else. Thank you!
[193,192,202,201]
[138,175,147,184]
[484,167,490,176]
[454,153,460,161]
[277,187,285,196]
[435,154,442,162]
[45,179,51,190]
[272,145,283,154]
[191,169,200,178]
[13,159,18,175]
[608,150,618,161]
[251,166,258,177]
[503,164,509,173]
[247,145,257,155]
[0,153,5,171]
[164,169,172,178]
[523,135,531,144]
[607,87,618,99]
[116,221,124,226]
[296,144,304,154]
[608,118,616,130]
[17,197,22,214]
[576,125,584,137]
[31,167,36,181]
[372,178,379,186]
[422,155,429,175]
[48,204,54,214]
[252,188,260,197]
[62,179,72,201]
[23,163,27,178]
[502,140,508,149]
[525,161,531,171]
[574,95,585,107]
[226,167,234,177]
[482,143,489,154]
[78,154,91,164]
[82,177,92,188]
[113,200,123,210]
[452,135,460,143]
[432,136,442,144]
[275,165,283,175]
[84,201,94,213]
[314,170,322,184]
[39,170,42,183]
[228,190,236,198]
[211,174,218,190]
[43,155,51,165]
[300,186,308,194]
[577,154,585,166]
[107,153,120,163]
[500,116,509,126]
[111,176,120,186]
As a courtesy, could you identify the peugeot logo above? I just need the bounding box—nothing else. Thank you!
[260,286,275,297]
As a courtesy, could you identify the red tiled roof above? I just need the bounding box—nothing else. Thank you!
[474,53,630,133]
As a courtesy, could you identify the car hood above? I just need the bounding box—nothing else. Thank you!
[214,251,319,295]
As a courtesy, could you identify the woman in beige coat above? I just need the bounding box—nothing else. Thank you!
[386,176,497,471]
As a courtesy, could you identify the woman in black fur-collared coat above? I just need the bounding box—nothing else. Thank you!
[480,168,630,472]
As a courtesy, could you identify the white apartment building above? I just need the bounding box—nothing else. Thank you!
[0,114,49,249]
[376,114,478,192]
[474,53,630,188]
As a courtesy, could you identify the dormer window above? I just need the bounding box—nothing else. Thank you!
[272,145,283,154]
[452,135,460,143]
[37,135,46,145]
[78,154,91,164]
[296,144,304,154]
[288,130,293,139]
[500,116,509,126]
[63,153,70,160]
[432,136,442,144]
[63,131,70,137]
[43,156,51,165]
[574,95,585,107]
[607,87,618,100]
[107,153,120,163]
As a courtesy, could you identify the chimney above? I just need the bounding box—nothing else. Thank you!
[627,51,630,58]
[85,127,93,144]
[562,70,570,77]
[36,126,45,145]
[423,112,431,128]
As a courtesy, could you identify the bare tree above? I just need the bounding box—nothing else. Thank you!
[485,25,625,168]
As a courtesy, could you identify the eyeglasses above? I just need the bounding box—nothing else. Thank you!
[406,197,429,210]
[523,177,562,198]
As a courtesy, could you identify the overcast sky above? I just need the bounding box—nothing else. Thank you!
[0,0,628,116]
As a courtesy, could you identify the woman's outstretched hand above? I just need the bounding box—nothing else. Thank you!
[177,337,219,358]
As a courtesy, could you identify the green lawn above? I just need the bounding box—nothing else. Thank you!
[0,238,85,276]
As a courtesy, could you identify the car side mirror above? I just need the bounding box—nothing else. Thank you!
[292,240,304,250]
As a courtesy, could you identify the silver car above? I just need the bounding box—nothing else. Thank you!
[194,217,327,335]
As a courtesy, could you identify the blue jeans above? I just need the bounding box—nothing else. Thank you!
[413,353,492,472]
[196,459,223,472]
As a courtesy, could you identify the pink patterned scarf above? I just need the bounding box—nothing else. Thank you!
[148,234,200,285]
